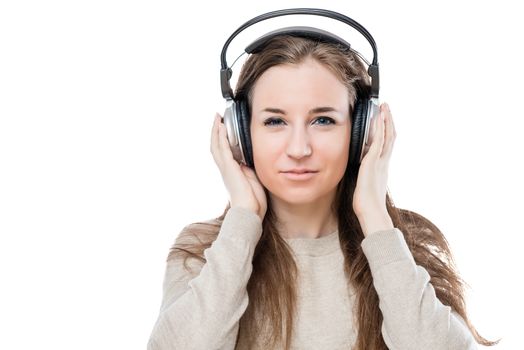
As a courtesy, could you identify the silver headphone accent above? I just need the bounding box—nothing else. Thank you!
[223,99,247,165]
[359,97,380,162]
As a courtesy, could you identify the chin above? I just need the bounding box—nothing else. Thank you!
[270,188,329,206]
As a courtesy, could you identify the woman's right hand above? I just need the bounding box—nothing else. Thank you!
[210,113,268,222]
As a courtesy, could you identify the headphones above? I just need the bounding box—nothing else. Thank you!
[220,8,380,173]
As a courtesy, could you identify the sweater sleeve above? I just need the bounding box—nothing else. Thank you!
[147,207,263,350]
[361,228,478,350]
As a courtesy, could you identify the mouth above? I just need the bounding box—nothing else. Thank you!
[281,171,318,180]
[281,169,318,174]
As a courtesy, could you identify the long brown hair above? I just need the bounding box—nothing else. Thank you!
[170,36,498,349]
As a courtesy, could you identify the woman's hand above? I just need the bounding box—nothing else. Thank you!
[210,113,268,222]
[352,103,396,236]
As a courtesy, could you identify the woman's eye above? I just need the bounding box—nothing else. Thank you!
[263,118,284,126]
[262,117,335,126]
[314,117,335,125]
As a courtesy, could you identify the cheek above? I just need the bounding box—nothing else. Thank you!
[321,140,350,172]
[251,134,279,170]
[318,124,351,151]
[324,128,351,173]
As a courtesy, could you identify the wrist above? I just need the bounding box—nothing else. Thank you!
[357,209,394,237]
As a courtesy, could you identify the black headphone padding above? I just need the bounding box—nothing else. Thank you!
[349,97,367,172]
[237,99,254,168]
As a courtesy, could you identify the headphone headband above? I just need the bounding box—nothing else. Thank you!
[220,8,379,99]
[245,26,353,54]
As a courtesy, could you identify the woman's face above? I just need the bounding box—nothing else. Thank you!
[250,57,351,205]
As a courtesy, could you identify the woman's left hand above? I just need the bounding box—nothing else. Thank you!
[352,103,396,235]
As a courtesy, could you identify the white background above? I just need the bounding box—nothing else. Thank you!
[1,0,522,349]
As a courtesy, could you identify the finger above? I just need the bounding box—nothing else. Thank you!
[217,115,234,161]
[210,113,221,162]
[390,105,397,139]
[242,165,265,194]
[368,106,385,159]
[242,164,259,181]
[381,103,396,161]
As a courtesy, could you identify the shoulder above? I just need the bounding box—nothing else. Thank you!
[167,216,224,264]
[176,218,222,245]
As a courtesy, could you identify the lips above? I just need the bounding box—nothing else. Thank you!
[282,169,318,174]
[281,170,318,181]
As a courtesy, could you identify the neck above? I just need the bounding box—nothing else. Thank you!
[270,190,338,239]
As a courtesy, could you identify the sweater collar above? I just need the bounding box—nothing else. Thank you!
[283,229,340,257]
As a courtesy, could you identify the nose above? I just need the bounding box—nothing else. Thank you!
[286,125,312,160]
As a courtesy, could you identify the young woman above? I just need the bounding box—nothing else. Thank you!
[147,33,497,350]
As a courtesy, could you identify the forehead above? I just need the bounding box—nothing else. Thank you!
[251,58,349,110]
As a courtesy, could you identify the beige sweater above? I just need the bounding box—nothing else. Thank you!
[147,207,477,349]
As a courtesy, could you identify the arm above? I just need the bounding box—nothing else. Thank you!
[147,207,262,350]
[361,227,478,350]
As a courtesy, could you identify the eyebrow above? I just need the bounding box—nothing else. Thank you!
[260,107,340,115]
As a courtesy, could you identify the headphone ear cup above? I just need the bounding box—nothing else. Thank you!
[349,97,368,172]
[236,98,254,168]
